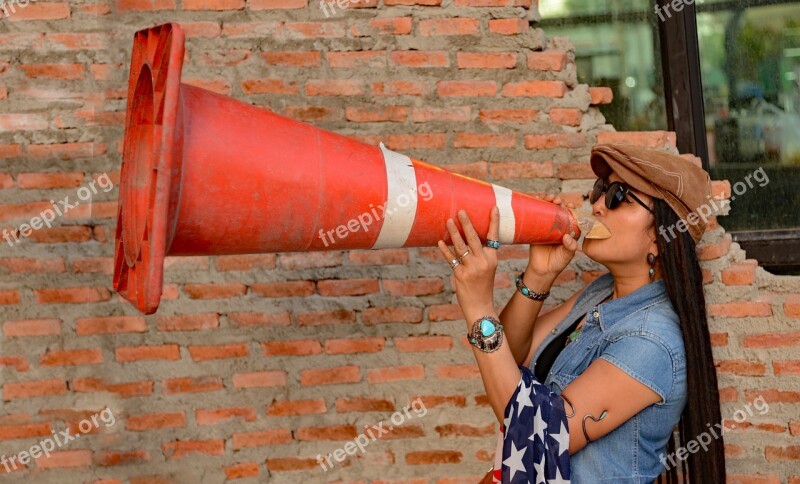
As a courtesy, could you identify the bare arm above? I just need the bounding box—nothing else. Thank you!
[499,270,557,366]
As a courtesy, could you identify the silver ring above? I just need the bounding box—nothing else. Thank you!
[449,258,461,269]
[457,248,471,260]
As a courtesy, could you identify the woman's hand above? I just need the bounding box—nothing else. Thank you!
[437,207,500,322]
[526,194,578,282]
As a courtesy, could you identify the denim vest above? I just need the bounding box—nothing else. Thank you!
[529,272,688,483]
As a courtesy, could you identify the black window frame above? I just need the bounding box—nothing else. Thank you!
[658,0,800,273]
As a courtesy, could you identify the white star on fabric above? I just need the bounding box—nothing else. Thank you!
[502,440,528,481]
[547,466,569,484]
[528,405,546,444]
[516,380,534,417]
[550,421,570,458]
[533,453,546,484]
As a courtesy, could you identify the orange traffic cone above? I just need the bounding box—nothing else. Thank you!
[114,22,608,315]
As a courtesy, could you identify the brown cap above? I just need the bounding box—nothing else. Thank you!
[589,143,713,243]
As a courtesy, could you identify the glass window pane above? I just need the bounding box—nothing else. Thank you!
[539,0,669,132]
[698,1,800,231]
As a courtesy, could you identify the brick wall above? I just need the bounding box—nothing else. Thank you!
[0,0,798,482]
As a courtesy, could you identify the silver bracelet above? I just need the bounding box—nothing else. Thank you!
[515,271,550,301]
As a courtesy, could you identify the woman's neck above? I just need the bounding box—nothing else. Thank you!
[610,272,660,300]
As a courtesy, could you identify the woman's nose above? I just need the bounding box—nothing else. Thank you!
[592,196,606,218]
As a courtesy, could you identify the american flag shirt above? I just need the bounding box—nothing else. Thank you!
[491,364,571,483]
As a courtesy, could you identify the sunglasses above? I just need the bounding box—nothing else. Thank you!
[587,178,654,214]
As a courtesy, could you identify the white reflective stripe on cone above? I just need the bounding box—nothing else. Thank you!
[492,183,516,244]
[372,141,419,249]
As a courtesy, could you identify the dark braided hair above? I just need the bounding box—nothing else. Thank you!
[650,198,727,483]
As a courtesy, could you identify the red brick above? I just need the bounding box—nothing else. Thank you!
[241,78,299,95]
[41,348,102,366]
[3,318,61,337]
[156,313,219,331]
[189,343,249,361]
[785,295,800,318]
[346,105,407,122]
[745,389,800,404]
[589,87,613,105]
[455,132,517,148]
[490,160,554,180]
[715,359,766,376]
[196,407,257,425]
[328,51,386,68]
[214,254,276,271]
[251,0,307,8]
[479,108,538,124]
[696,234,733,260]
[385,133,446,150]
[71,257,114,274]
[76,316,146,335]
[488,18,527,35]
[596,131,676,148]
[502,81,566,97]
[390,51,449,68]
[362,306,423,325]
[457,52,516,69]
[114,0,175,11]
[419,18,479,36]
[429,304,464,321]
[406,450,462,465]
[280,22,345,39]
[527,51,567,71]
[306,80,364,96]
[454,0,528,5]
[6,3,70,21]
[183,0,244,9]
[3,379,66,401]
[0,356,28,372]
[549,108,582,126]
[162,440,224,460]
[94,450,150,467]
[228,311,291,327]
[774,360,800,376]
[317,278,379,296]
[722,260,758,285]
[351,17,413,36]
[0,422,52,440]
[437,80,496,97]
[183,282,247,299]
[372,80,429,96]
[264,456,319,471]
[36,450,92,469]
[72,378,153,398]
[34,286,110,304]
[261,339,322,356]
[225,462,260,480]
[707,302,772,318]
[557,162,595,179]
[261,51,320,67]
[367,365,425,383]
[325,337,385,354]
[395,336,453,352]
[383,277,444,296]
[116,345,180,362]
[16,171,83,187]
[296,425,358,441]
[296,309,356,326]
[126,413,186,431]
[524,133,587,149]
[232,371,286,389]
[742,331,800,348]
[268,399,326,416]
[232,429,292,449]
[335,396,395,413]
[163,377,224,394]
[436,364,480,379]
[250,281,314,297]
[765,445,800,462]
[301,365,361,386]
[20,64,85,81]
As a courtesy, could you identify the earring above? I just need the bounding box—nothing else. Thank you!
[647,253,656,281]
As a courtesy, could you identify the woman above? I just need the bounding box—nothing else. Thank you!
[437,144,726,483]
